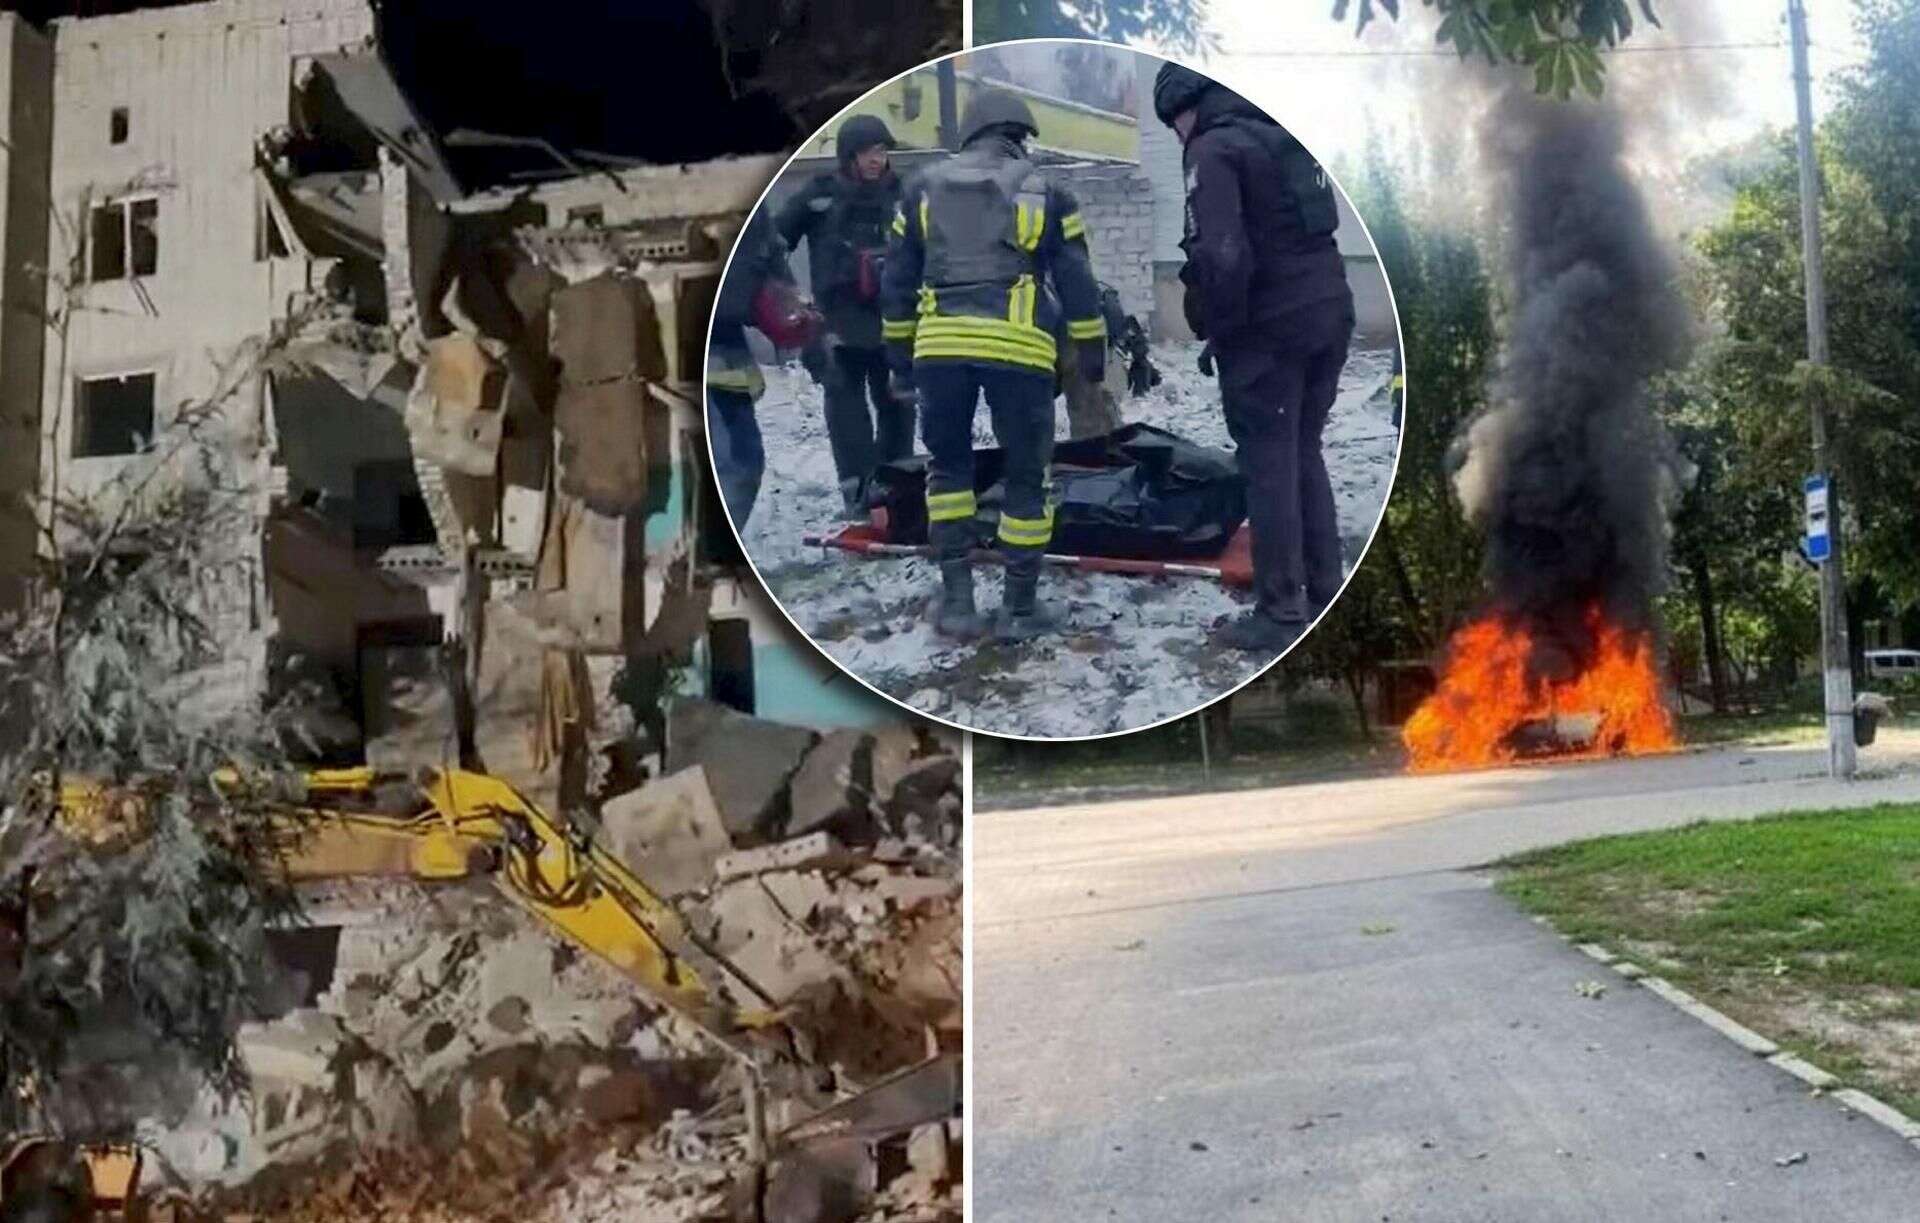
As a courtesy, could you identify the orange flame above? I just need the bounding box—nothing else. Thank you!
[1403,605,1677,773]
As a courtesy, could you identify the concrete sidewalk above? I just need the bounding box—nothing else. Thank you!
[975,871,1920,1222]
[973,740,1920,1221]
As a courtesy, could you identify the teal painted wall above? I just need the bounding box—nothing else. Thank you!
[681,622,904,730]
[748,642,900,730]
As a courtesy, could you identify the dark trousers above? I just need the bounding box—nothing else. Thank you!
[1216,310,1353,621]
[706,388,764,526]
[916,360,1055,567]
[818,344,915,491]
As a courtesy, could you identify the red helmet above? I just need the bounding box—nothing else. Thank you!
[751,279,824,351]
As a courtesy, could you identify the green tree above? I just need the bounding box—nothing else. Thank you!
[974,0,1216,54]
[1832,0,1920,352]
[1693,136,1920,623]
[1,362,314,1136]
[1338,0,1660,97]
[1340,143,1495,654]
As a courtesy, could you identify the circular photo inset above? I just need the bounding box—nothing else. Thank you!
[705,39,1405,738]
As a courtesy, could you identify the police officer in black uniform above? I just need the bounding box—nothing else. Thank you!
[1153,63,1355,653]
[775,113,911,518]
[881,90,1108,640]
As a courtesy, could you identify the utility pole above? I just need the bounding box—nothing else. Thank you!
[1788,0,1855,778]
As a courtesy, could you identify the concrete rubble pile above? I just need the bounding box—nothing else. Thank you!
[137,699,959,1222]
[24,19,968,1221]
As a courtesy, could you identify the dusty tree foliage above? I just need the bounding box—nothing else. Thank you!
[0,368,316,1138]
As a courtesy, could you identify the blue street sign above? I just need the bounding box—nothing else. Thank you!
[1805,474,1830,562]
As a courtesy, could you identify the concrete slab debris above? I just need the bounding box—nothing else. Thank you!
[311,50,464,204]
[699,879,846,1007]
[787,729,877,840]
[713,831,858,880]
[666,697,818,839]
[554,379,652,514]
[407,334,506,477]
[597,766,732,897]
[550,274,668,387]
[239,1009,347,1088]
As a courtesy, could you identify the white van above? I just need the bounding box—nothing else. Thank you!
[1865,649,1920,681]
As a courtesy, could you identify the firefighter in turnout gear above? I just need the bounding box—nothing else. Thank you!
[706,210,809,526]
[882,88,1108,641]
[775,113,910,518]
[1154,62,1354,654]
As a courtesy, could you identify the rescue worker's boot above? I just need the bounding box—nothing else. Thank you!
[1216,609,1305,654]
[995,563,1063,641]
[840,477,868,521]
[932,560,987,639]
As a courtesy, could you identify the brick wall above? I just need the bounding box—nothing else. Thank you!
[1052,161,1156,334]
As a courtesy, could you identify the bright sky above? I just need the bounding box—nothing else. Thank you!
[1136,0,1869,176]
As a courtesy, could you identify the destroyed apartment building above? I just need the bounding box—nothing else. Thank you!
[0,2,960,1218]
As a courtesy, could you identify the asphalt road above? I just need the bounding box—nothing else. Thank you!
[973,732,1920,1221]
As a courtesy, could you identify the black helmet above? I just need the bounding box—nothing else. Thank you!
[1152,61,1212,127]
[958,88,1038,147]
[836,113,896,163]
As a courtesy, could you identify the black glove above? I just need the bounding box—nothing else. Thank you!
[1078,339,1106,385]
[888,370,919,406]
[1128,352,1157,396]
[1197,342,1215,378]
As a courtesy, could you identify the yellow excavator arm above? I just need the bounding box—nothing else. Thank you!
[60,767,774,1044]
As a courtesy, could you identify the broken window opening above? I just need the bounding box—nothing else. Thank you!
[708,618,755,715]
[88,196,158,281]
[110,106,129,145]
[566,205,604,229]
[73,371,156,458]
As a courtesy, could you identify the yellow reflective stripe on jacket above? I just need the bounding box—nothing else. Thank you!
[1014,200,1047,252]
[997,508,1054,548]
[1060,210,1087,241]
[919,196,930,240]
[706,363,765,397]
[882,317,918,340]
[917,284,937,316]
[1065,316,1106,341]
[926,489,977,523]
[1006,274,1037,328]
[891,208,907,237]
[913,314,1057,370]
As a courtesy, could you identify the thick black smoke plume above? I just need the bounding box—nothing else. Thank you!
[1450,92,1693,683]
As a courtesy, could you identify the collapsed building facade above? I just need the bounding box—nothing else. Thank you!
[0,2,961,1217]
[1,0,909,786]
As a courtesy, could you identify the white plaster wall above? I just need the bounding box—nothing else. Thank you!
[1056,162,1155,331]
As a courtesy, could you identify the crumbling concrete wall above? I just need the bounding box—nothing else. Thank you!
[0,14,53,613]
[1053,161,1154,334]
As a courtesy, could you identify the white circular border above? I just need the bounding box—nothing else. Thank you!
[702,36,1411,745]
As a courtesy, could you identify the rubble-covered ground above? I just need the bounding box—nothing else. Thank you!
[126,705,961,1223]
[740,342,1402,737]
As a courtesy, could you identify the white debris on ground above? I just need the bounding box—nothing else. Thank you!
[739,341,1401,736]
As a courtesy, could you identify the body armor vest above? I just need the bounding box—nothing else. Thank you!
[922,151,1046,290]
